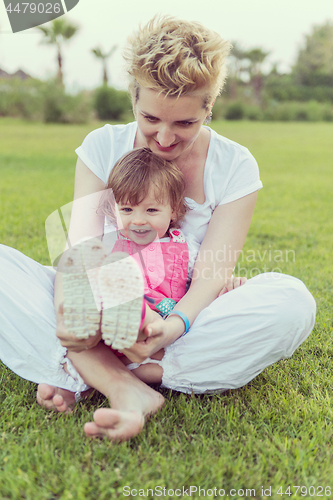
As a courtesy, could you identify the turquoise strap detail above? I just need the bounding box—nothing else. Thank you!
[167,310,190,335]
[155,298,177,316]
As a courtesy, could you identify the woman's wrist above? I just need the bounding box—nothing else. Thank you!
[164,314,188,341]
[167,310,190,335]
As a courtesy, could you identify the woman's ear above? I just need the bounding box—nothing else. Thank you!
[208,99,215,117]
[204,100,215,125]
[132,83,140,119]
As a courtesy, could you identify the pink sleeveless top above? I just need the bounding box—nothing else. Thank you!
[111,228,189,305]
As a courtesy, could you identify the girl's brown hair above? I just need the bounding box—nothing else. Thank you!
[99,147,189,229]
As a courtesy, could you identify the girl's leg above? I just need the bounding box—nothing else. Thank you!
[67,343,164,441]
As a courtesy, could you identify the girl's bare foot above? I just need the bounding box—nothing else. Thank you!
[84,380,164,442]
[36,384,92,413]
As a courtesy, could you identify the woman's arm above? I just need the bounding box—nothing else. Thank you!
[55,158,106,351]
[123,191,258,361]
[175,190,258,325]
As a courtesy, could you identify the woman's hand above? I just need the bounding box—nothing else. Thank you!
[218,276,247,296]
[56,303,102,353]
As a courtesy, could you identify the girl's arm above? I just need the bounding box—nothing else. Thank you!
[123,191,258,361]
[55,158,106,351]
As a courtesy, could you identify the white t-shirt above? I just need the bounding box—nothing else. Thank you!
[75,122,263,276]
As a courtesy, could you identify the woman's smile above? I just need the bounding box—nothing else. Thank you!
[154,140,179,152]
[134,87,207,163]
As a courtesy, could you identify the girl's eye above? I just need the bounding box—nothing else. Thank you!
[147,208,158,213]
[120,207,132,213]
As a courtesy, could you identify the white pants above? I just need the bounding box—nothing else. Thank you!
[0,244,316,394]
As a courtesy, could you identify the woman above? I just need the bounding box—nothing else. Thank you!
[0,16,316,441]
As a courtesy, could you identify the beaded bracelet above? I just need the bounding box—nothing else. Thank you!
[166,310,190,335]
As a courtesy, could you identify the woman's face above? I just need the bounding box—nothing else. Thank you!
[134,87,209,162]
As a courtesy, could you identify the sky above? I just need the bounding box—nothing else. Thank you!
[0,0,332,92]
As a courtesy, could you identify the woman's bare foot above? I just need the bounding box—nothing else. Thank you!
[84,409,144,442]
[36,384,92,413]
[84,379,164,442]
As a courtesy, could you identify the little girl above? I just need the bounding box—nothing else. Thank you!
[62,147,245,355]
[104,147,194,348]
[62,147,190,351]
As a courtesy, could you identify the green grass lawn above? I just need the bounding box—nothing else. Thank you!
[0,118,332,499]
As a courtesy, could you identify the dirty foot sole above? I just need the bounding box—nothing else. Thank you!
[62,238,107,339]
[98,253,144,350]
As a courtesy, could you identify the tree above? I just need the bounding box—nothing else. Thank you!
[245,48,270,104]
[37,19,80,85]
[228,41,248,98]
[91,45,118,86]
[293,21,333,86]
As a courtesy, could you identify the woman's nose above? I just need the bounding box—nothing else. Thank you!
[156,126,175,147]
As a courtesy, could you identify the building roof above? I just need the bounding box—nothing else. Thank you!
[0,68,32,80]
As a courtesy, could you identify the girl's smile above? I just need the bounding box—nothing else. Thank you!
[116,188,174,245]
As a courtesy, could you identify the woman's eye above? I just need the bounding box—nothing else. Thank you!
[144,115,157,123]
[178,121,193,127]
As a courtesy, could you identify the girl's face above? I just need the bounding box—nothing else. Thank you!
[116,187,174,245]
[134,87,208,163]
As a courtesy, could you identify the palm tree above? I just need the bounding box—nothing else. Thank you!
[91,45,118,86]
[245,48,270,104]
[229,41,247,98]
[37,19,80,85]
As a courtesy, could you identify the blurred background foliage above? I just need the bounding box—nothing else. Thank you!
[0,19,333,123]
[211,20,333,122]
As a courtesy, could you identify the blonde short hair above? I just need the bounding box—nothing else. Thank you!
[124,15,231,109]
[99,148,189,229]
